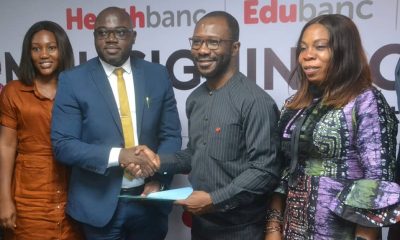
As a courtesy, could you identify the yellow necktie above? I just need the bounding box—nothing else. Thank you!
[115,68,135,180]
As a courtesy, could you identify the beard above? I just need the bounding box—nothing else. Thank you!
[195,54,231,80]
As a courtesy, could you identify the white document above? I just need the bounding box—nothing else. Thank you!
[119,187,193,201]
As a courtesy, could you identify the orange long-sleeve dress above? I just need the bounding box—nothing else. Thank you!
[0,80,83,240]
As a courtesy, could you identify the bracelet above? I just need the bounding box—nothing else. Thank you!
[266,209,284,222]
[265,226,282,234]
[266,229,281,234]
[266,219,283,224]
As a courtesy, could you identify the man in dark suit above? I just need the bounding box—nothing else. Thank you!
[133,11,281,240]
[51,7,181,240]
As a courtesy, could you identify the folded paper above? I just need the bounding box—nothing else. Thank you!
[119,187,193,201]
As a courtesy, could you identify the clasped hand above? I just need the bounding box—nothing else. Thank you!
[119,146,215,215]
[119,145,160,178]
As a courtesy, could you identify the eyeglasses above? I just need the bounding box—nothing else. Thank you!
[94,28,133,40]
[189,37,234,50]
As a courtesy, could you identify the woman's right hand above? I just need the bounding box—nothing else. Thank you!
[0,197,16,230]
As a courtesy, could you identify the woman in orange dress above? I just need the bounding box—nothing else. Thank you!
[0,21,83,240]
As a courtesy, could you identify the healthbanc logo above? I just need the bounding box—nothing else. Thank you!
[66,6,206,30]
[244,0,373,24]
[66,1,373,30]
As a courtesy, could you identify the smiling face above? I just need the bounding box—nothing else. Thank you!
[190,16,238,82]
[299,23,332,84]
[94,8,136,67]
[30,30,59,78]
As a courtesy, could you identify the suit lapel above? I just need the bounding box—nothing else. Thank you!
[89,58,123,137]
[132,57,145,141]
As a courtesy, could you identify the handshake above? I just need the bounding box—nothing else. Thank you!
[118,145,160,178]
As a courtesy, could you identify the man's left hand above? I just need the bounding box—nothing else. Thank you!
[175,191,214,215]
[141,181,161,197]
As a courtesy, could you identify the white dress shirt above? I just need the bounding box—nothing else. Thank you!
[100,57,144,188]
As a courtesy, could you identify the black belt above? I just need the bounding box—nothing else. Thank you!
[120,185,144,196]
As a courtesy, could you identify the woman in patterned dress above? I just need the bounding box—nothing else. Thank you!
[265,14,399,240]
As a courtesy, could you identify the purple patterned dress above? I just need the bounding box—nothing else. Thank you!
[278,87,399,239]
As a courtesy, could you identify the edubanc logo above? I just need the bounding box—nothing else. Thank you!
[66,6,206,30]
[244,0,373,24]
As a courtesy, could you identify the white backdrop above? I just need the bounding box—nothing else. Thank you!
[1,0,399,239]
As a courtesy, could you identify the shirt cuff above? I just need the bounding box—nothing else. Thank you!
[108,147,121,168]
[210,186,238,211]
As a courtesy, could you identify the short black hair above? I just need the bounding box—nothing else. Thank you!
[199,11,239,41]
[19,21,74,85]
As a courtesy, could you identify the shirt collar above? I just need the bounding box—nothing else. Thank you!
[99,57,132,77]
[19,81,49,100]
[204,71,240,92]
[19,82,35,92]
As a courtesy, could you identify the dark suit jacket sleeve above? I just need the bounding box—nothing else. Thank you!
[146,67,182,187]
[154,68,182,155]
[158,86,194,176]
[209,95,281,211]
[51,72,109,174]
[158,147,193,175]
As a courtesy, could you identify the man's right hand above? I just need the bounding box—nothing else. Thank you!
[119,147,159,178]
[122,145,161,178]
